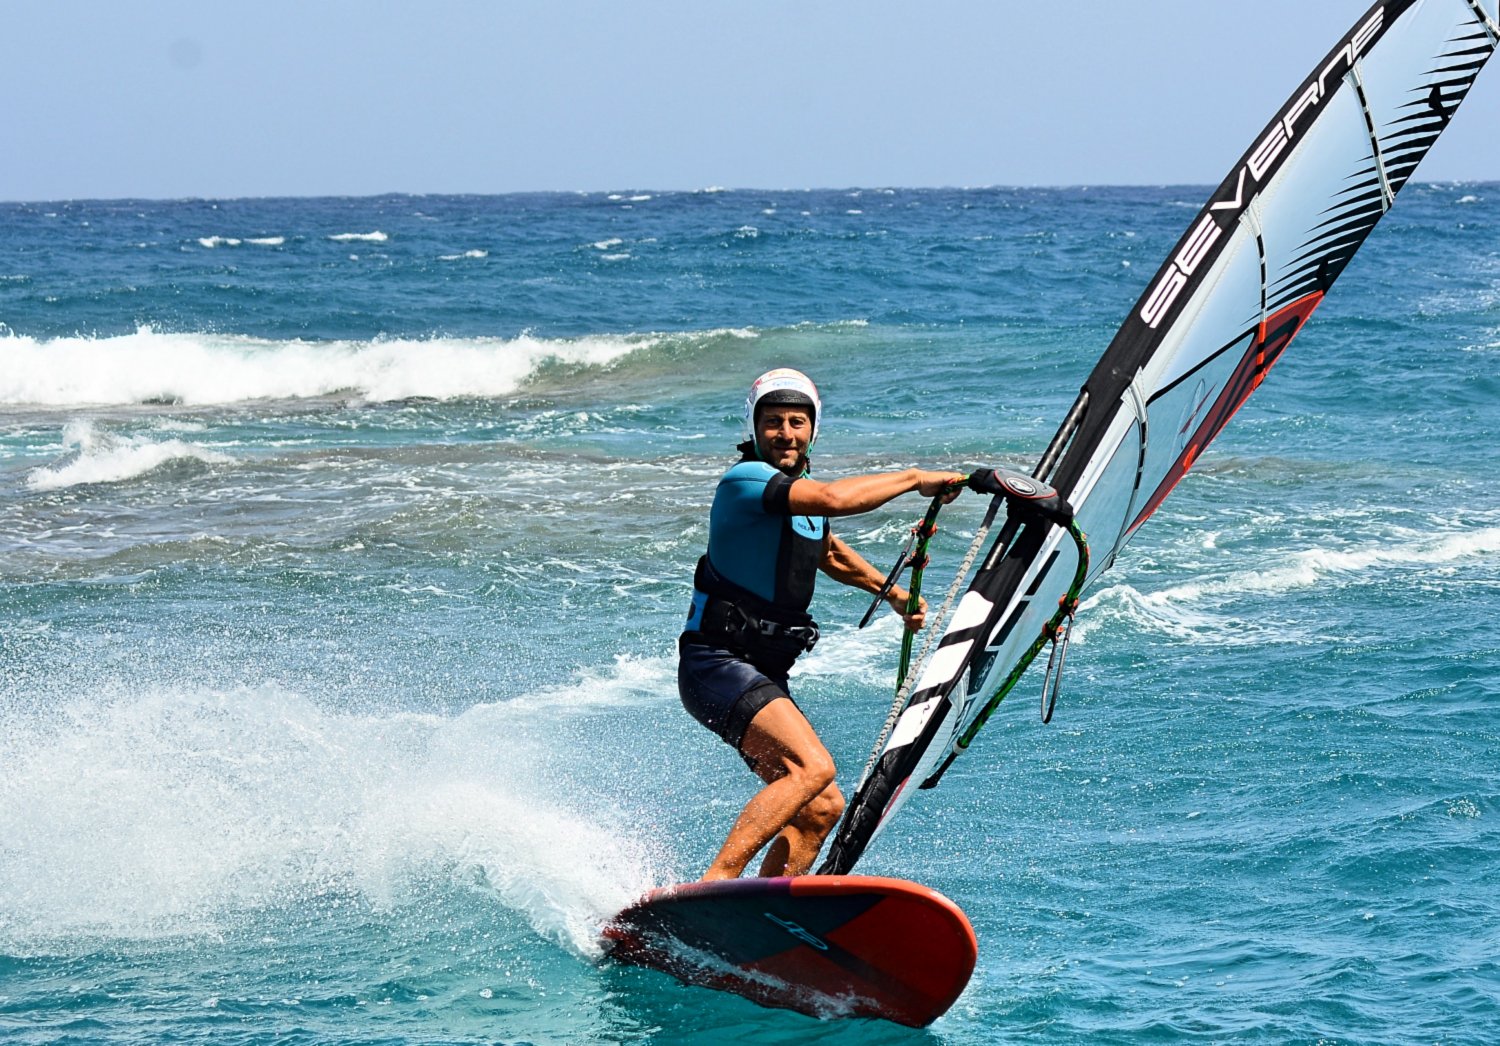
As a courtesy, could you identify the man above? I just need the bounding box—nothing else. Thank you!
[679,368,963,880]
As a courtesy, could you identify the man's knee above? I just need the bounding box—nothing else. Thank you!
[794,750,837,800]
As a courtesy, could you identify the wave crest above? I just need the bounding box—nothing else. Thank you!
[27,419,233,491]
[0,327,658,407]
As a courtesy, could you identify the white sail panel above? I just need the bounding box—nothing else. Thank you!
[1145,224,1266,395]
[1258,81,1383,310]
[1065,405,1147,578]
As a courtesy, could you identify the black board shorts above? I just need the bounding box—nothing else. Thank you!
[678,638,798,755]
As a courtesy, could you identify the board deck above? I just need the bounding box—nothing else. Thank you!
[601,874,977,1026]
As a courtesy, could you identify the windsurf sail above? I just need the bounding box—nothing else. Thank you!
[820,0,1496,876]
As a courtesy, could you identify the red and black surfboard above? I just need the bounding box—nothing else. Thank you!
[602,875,977,1027]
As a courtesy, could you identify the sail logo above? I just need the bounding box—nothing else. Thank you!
[764,912,831,951]
[1139,5,1385,330]
[1175,379,1216,451]
[1139,213,1223,329]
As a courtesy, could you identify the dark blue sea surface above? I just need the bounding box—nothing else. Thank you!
[2,185,1498,1044]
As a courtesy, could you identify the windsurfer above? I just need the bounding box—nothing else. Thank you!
[679,368,963,880]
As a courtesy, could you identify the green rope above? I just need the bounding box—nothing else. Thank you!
[893,493,948,692]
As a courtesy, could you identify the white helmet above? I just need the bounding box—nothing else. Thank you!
[743,368,821,448]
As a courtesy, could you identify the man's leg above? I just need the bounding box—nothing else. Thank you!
[700,698,842,880]
[756,778,844,877]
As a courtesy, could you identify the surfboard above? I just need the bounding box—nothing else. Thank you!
[601,874,977,1026]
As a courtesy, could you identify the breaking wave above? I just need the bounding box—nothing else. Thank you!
[0,327,660,407]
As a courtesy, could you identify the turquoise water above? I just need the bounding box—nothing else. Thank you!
[2,186,1498,1043]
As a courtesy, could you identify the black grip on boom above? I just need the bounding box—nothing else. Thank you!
[966,466,1073,526]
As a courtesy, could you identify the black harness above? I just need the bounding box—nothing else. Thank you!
[686,556,821,666]
[696,593,820,657]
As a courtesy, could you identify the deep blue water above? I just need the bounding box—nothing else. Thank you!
[2,185,1498,1044]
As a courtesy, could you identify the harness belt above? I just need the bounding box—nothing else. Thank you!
[698,595,819,656]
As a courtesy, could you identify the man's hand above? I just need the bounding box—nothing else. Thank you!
[916,471,966,500]
[888,588,929,632]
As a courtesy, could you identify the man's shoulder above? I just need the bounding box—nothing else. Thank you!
[714,459,793,516]
[719,459,780,485]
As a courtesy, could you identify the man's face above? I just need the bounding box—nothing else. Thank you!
[756,405,813,472]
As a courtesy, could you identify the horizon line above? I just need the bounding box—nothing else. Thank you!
[5,178,1499,208]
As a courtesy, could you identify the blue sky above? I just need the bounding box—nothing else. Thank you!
[4,0,1496,201]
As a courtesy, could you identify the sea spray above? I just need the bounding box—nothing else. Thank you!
[0,683,659,953]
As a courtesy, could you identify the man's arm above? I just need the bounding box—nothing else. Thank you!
[820,535,929,632]
[787,469,962,518]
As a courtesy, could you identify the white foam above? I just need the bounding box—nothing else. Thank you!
[327,231,388,243]
[1155,526,1500,605]
[196,236,241,248]
[796,614,907,688]
[1078,525,1500,644]
[26,420,233,491]
[247,236,285,246]
[438,249,487,261]
[0,327,658,407]
[0,677,665,952]
[1075,583,1245,645]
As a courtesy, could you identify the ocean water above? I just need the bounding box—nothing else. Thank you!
[1,185,1497,1045]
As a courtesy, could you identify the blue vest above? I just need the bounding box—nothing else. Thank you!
[685,460,828,633]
